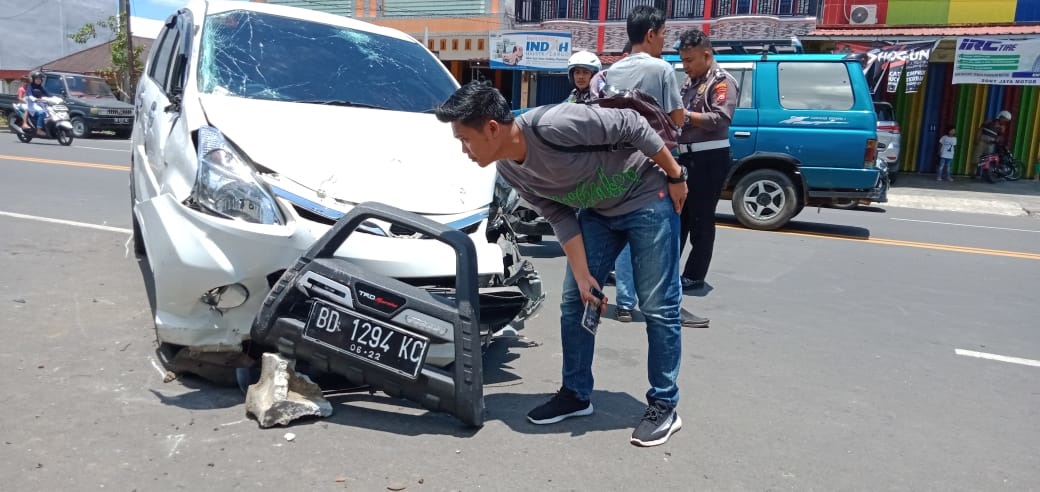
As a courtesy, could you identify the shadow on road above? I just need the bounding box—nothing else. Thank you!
[716,213,873,240]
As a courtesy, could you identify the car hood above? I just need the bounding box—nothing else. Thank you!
[68,96,133,109]
[197,94,496,215]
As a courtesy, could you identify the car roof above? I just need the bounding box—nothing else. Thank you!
[190,0,420,45]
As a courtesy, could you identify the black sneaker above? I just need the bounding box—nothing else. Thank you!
[680,277,705,291]
[527,387,593,425]
[630,401,682,447]
[616,307,634,322]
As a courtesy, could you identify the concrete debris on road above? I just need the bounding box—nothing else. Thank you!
[245,353,333,428]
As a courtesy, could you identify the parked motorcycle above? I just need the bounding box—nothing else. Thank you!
[977,145,1022,183]
[8,97,74,146]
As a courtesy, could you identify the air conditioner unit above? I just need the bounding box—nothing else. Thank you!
[849,4,878,25]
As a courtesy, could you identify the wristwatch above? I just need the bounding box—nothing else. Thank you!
[667,165,688,184]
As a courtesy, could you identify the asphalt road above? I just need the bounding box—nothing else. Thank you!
[1,135,1037,491]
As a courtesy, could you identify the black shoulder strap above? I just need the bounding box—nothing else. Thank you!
[529,105,619,153]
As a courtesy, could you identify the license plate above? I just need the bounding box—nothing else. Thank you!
[114,118,130,124]
[303,300,429,379]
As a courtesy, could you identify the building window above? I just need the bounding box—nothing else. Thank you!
[478,38,485,51]
[428,39,435,50]
[465,39,472,50]
[757,0,775,14]
[452,39,459,50]
[440,39,447,51]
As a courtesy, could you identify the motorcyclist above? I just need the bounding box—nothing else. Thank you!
[23,72,51,137]
[969,110,1010,178]
[564,51,601,103]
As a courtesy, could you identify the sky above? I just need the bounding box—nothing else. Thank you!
[131,0,190,20]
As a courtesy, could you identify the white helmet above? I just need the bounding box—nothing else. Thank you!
[998,110,1012,121]
[567,51,601,86]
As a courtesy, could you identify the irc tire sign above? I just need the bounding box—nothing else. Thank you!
[953,37,1040,86]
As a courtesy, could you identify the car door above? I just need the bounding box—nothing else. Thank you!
[136,19,177,182]
[719,62,758,164]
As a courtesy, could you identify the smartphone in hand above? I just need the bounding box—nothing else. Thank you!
[580,287,606,335]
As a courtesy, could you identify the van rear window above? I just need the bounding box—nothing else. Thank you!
[778,62,853,111]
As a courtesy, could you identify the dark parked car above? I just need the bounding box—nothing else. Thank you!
[38,71,134,138]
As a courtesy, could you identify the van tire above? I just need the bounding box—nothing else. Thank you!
[731,169,798,230]
[71,116,90,139]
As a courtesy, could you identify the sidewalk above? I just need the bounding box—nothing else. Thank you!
[885,173,1040,218]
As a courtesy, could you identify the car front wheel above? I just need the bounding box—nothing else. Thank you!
[731,169,799,230]
[71,116,90,139]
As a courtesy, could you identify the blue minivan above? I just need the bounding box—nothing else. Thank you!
[662,52,884,230]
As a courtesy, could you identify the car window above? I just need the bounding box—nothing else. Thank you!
[874,103,894,121]
[149,25,177,89]
[778,62,853,111]
[43,77,64,95]
[63,75,115,97]
[197,10,459,113]
[728,68,753,108]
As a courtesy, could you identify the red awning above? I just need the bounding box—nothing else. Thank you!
[807,24,1040,40]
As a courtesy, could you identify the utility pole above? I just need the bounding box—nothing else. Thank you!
[122,0,135,103]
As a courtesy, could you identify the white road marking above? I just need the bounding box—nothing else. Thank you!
[74,145,130,152]
[890,217,1040,233]
[0,210,131,234]
[955,349,1040,368]
[167,434,185,457]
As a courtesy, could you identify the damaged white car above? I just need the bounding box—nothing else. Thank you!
[131,0,543,383]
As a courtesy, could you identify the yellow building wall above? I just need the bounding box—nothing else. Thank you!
[947,0,1018,24]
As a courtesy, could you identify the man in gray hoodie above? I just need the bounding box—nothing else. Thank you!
[436,81,688,447]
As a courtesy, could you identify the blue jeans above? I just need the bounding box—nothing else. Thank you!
[560,195,683,407]
[33,111,45,129]
[614,244,637,310]
[937,158,952,179]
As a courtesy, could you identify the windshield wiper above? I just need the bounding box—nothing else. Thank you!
[296,99,388,110]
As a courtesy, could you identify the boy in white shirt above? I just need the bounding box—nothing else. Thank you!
[938,126,956,182]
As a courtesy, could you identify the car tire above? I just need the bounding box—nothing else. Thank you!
[731,169,799,231]
[71,116,90,139]
[831,199,859,210]
[129,163,146,257]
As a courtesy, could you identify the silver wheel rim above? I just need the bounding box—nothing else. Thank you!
[72,119,86,137]
[740,179,786,220]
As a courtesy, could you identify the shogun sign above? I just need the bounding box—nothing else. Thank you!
[953,37,1040,86]
[835,41,934,93]
[489,31,572,71]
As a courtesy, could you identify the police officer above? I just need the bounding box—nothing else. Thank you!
[675,29,739,291]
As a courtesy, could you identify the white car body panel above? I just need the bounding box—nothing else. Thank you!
[198,94,496,214]
[131,0,536,351]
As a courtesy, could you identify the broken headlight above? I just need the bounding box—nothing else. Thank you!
[191,125,284,225]
[492,175,519,216]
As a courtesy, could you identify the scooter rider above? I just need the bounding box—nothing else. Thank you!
[564,51,601,103]
[23,72,51,137]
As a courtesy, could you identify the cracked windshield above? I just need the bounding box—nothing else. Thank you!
[198,10,459,112]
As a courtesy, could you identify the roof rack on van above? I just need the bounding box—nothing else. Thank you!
[674,37,804,56]
[712,38,804,55]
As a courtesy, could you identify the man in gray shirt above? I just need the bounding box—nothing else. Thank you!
[436,81,688,447]
[592,5,689,325]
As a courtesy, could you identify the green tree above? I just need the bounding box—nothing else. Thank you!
[68,14,144,101]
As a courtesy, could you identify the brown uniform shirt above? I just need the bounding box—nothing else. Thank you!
[677,63,739,145]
